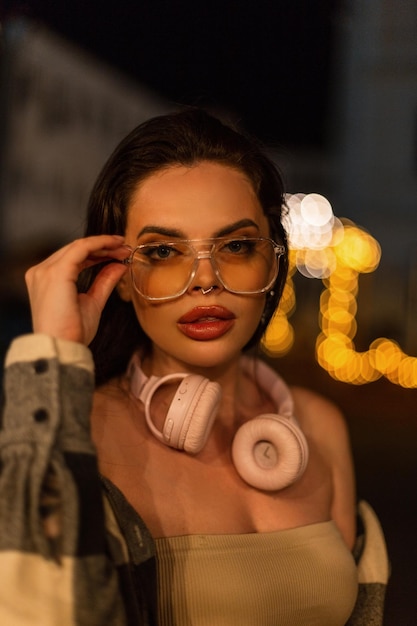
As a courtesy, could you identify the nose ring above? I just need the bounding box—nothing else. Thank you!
[201,286,215,295]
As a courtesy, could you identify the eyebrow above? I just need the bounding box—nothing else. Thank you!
[137,225,185,239]
[136,219,260,240]
[214,219,260,238]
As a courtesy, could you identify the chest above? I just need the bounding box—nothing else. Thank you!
[92,401,333,538]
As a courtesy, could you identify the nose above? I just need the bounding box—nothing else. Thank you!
[189,251,222,294]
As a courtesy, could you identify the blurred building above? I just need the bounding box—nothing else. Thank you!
[334,0,417,261]
[0,19,168,253]
[334,0,417,353]
[282,0,417,356]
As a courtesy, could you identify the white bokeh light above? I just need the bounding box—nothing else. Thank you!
[284,192,344,279]
[300,193,333,227]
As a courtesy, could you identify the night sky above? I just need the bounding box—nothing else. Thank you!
[1,0,341,148]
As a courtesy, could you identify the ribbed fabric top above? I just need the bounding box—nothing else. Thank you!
[155,521,358,625]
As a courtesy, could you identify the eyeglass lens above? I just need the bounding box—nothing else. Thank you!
[130,238,280,300]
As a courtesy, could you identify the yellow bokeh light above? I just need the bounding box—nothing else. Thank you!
[262,313,294,356]
[334,224,381,273]
[261,192,417,388]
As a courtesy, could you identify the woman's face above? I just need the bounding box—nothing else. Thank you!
[119,161,271,376]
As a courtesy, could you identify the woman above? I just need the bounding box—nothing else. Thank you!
[0,109,387,625]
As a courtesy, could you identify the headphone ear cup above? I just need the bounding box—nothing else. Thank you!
[164,377,222,453]
[231,415,309,491]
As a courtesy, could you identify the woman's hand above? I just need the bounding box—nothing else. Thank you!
[25,235,130,345]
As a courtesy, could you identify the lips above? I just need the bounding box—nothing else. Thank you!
[177,306,236,340]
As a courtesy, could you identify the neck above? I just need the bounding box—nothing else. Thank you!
[141,346,244,387]
[139,348,252,415]
[131,348,272,454]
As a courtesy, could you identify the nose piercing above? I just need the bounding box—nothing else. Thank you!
[201,286,215,295]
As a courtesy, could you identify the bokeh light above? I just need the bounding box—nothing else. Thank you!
[262,192,417,388]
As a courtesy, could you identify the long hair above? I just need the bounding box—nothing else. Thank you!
[79,108,288,385]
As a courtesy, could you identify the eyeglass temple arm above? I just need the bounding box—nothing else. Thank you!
[274,244,286,256]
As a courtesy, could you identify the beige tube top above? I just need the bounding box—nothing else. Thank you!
[155,521,358,626]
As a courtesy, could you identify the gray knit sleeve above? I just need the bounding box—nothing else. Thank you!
[0,334,126,625]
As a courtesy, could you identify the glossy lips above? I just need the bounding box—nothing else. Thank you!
[177,306,235,340]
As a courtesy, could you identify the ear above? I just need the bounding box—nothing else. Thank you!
[116,272,132,302]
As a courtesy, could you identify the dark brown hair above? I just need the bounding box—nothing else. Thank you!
[79,108,288,385]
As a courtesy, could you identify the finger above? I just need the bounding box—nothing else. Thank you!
[36,236,127,267]
[86,262,128,312]
[83,245,131,267]
[66,240,131,276]
[26,237,129,287]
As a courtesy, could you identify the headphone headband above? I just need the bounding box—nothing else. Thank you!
[128,353,294,418]
[239,357,293,417]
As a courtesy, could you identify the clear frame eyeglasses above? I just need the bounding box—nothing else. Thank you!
[123,237,285,302]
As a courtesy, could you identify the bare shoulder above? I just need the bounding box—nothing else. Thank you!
[290,385,350,445]
[290,385,357,549]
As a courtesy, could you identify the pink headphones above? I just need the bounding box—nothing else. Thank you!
[128,354,309,491]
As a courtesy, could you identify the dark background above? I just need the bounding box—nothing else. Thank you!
[1,1,416,624]
[1,0,340,149]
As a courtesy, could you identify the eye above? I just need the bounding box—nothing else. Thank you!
[141,243,178,261]
[222,238,256,255]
